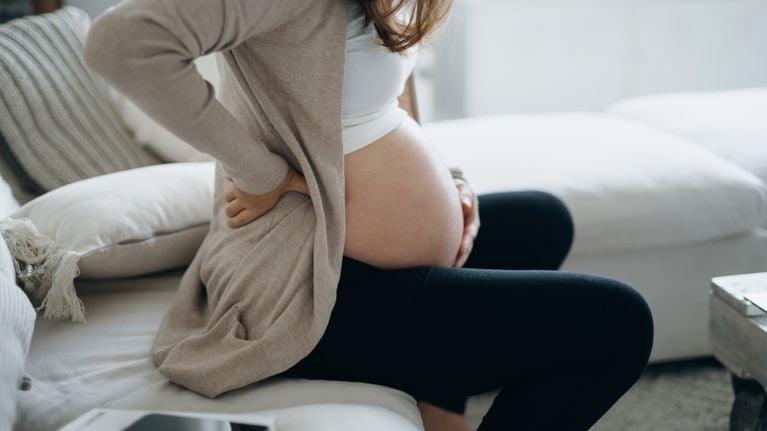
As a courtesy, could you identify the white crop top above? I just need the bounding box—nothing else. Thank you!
[342,0,419,155]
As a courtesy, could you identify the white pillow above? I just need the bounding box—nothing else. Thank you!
[107,55,219,163]
[0,162,215,323]
[0,234,35,431]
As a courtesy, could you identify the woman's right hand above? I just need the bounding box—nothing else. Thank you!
[224,164,309,229]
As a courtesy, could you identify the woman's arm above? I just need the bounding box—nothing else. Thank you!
[83,0,310,195]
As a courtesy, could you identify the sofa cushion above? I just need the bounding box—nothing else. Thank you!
[0,6,161,193]
[424,112,767,255]
[607,88,767,188]
[17,273,423,431]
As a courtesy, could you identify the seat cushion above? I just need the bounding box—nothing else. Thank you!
[424,112,767,255]
[17,270,422,431]
[608,88,767,231]
[607,88,767,187]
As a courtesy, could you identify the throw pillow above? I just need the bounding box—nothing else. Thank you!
[0,176,20,219]
[0,162,215,323]
[0,131,42,205]
[0,6,161,192]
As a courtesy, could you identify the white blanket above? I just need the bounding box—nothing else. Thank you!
[16,270,422,431]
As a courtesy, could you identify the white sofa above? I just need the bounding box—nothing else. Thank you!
[426,88,767,362]
[4,49,766,428]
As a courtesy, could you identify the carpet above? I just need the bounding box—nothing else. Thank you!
[464,357,734,430]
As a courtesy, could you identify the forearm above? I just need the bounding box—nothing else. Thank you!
[82,0,299,195]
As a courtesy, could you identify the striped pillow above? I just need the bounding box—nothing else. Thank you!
[0,235,35,431]
[0,6,160,192]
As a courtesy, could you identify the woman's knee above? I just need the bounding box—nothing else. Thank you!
[529,191,574,256]
[594,276,655,370]
[512,190,575,267]
[474,190,575,269]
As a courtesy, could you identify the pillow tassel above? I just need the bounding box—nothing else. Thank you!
[0,218,86,323]
[39,251,85,323]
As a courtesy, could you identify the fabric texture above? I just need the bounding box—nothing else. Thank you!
[16,270,422,431]
[0,162,215,322]
[82,0,349,398]
[0,6,161,193]
[342,0,418,155]
[0,131,41,204]
[0,174,20,219]
[0,232,36,431]
[106,54,219,164]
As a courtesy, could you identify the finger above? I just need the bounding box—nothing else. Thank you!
[224,187,236,203]
[225,199,246,218]
[460,193,473,207]
[228,208,257,229]
[455,249,469,268]
[453,246,465,268]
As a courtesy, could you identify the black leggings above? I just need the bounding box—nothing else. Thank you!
[280,191,654,430]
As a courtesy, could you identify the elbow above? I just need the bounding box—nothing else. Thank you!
[82,9,132,81]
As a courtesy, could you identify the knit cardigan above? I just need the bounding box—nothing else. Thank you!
[83,0,465,398]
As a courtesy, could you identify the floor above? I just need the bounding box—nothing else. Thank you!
[464,357,734,430]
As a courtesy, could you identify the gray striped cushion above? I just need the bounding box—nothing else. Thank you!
[0,6,160,192]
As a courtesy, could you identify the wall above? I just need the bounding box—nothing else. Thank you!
[65,0,767,122]
[432,0,767,119]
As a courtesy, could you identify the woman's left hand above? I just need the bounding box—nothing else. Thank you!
[453,179,480,268]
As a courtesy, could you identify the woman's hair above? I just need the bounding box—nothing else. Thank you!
[354,0,453,53]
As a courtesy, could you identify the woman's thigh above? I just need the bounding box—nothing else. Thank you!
[282,257,653,409]
[465,190,574,270]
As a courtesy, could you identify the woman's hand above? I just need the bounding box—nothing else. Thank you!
[224,164,309,229]
[453,179,480,268]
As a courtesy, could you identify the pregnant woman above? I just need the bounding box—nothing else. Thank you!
[84,0,654,430]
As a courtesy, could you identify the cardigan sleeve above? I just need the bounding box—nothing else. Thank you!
[83,0,307,195]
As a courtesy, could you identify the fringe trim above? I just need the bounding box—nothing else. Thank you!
[0,217,86,323]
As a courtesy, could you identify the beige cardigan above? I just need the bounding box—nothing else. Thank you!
[83,0,464,398]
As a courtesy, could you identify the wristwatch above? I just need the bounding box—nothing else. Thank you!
[449,166,468,183]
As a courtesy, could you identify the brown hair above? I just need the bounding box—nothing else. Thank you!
[354,0,453,53]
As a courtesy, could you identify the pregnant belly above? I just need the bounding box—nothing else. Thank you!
[343,115,464,269]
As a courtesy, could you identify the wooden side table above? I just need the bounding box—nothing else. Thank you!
[710,272,767,431]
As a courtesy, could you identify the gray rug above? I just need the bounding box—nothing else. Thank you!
[464,357,734,430]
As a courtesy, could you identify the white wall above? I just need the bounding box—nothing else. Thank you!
[66,0,767,123]
[431,0,767,119]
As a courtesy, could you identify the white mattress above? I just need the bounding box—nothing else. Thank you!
[16,270,423,431]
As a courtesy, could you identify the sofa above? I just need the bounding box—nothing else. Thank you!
[2,5,766,431]
[427,88,767,363]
